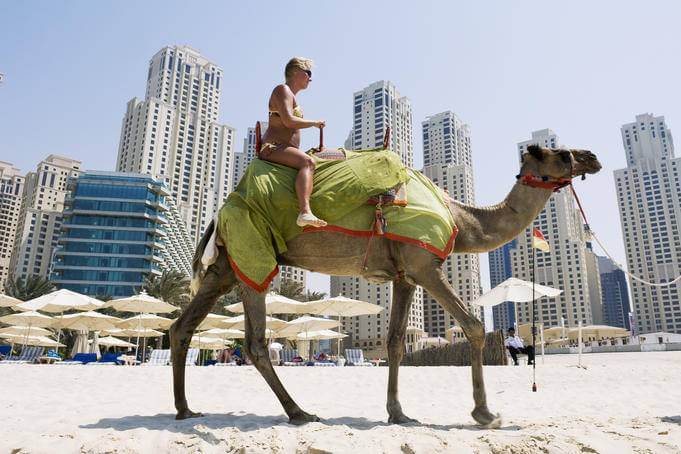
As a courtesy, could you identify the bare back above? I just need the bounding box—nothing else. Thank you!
[263,84,300,148]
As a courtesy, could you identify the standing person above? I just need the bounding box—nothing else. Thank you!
[260,57,327,228]
[505,327,535,366]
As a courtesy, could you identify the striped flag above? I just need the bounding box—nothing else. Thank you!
[532,228,550,252]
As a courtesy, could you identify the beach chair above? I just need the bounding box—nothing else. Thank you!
[185,348,199,366]
[0,345,11,359]
[56,353,98,365]
[143,349,170,366]
[88,353,123,365]
[281,349,304,366]
[1,346,44,364]
[345,348,374,366]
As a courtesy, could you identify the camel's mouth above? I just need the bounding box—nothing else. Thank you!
[572,150,602,177]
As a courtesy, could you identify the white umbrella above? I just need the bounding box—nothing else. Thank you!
[225,292,310,315]
[117,314,173,330]
[70,330,90,356]
[197,313,231,330]
[53,311,121,331]
[305,295,383,355]
[105,291,179,314]
[0,293,22,309]
[0,333,65,348]
[16,289,103,313]
[0,325,53,337]
[221,315,287,331]
[473,277,562,307]
[295,329,347,341]
[269,341,284,350]
[97,336,136,348]
[116,327,164,338]
[0,310,54,327]
[197,328,245,339]
[276,316,340,337]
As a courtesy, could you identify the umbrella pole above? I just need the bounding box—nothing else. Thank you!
[56,311,64,355]
[337,314,341,358]
[135,312,142,365]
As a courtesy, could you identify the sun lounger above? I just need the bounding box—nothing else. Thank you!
[345,348,374,366]
[185,348,199,366]
[313,362,336,366]
[143,349,170,366]
[280,349,300,366]
[56,353,98,365]
[214,361,238,366]
[0,345,11,359]
[87,353,123,365]
[0,346,44,364]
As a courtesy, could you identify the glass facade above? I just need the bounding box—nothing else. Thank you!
[50,171,169,297]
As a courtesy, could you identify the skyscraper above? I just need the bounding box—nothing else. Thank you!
[508,129,593,328]
[597,254,631,330]
[585,242,604,325]
[10,155,81,281]
[421,111,481,338]
[330,80,421,357]
[116,46,237,244]
[489,239,517,330]
[614,113,680,334]
[50,171,194,297]
[0,162,24,288]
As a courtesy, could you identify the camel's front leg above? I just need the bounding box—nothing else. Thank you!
[386,277,417,424]
[417,267,501,428]
[240,285,320,425]
[170,250,235,420]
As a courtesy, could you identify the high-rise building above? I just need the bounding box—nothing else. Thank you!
[350,80,414,166]
[115,45,236,244]
[489,239,517,330]
[597,255,631,330]
[9,155,81,281]
[330,80,421,357]
[421,111,481,338]
[50,171,194,297]
[0,162,24,288]
[509,129,593,328]
[614,113,680,334]
[585,242,604,325]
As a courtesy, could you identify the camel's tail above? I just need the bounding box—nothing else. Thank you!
[190,219,217,297]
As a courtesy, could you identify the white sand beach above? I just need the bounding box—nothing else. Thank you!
[1,351,680,453]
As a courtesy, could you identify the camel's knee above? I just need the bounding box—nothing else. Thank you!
[466,321,485,347]
[387,334,405,358]
[244,337,268,363]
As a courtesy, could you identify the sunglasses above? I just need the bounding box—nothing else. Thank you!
[303,69,312,78]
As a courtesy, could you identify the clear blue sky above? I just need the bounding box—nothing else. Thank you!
[1,1,680,294]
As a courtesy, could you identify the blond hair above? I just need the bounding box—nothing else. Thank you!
[285,57,314,79]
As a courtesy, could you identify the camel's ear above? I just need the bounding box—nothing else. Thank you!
[526,144,544,161]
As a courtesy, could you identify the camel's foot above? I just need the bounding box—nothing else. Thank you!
[388,412,419,425]
[175,408,204,420]
[288,409,320,426]
[471,407,502,429]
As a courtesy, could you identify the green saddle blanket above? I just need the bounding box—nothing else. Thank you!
[218,149,456,290]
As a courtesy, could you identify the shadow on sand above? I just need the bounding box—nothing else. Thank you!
[81,413,521,435]
[660,416,681,425]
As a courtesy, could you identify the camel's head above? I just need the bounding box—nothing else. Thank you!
[520,145,602,181]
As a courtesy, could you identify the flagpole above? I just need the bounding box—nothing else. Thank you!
[531,231,537,392]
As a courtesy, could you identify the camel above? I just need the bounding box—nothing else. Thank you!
[170,144,601,427]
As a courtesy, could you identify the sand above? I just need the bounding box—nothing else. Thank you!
[1,351,680,453]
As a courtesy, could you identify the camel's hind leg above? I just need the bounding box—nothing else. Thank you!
[240,285,320,425]
[415,265,501,428]
[386,277,417,424]
[170,248,236,420]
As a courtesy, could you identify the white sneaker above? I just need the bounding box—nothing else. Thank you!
[296,212,327,228]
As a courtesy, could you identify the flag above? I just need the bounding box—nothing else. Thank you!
[532,228,550,252]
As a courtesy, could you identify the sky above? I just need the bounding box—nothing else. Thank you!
[1,1,680,296]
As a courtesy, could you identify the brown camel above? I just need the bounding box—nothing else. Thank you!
[170,144,601,427]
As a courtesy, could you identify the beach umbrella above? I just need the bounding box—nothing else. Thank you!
[117,314,173,330]
[567,325,629,342]
[221,315,287,331]
[276,316,340,337]
[0,333,65,348]
[197,313,230,330]
[294,329,347,341]
[70,330,90,356]
[197,328,245,338]
[473,277,562,307]
[117,327,164,338]
[0,325,53,337]
[305,295,383,355]
[53,311,121,331]
[0,310,54,328]
[104,291,179,314]
[0,293,22,309]
[97,336,136,348]
[225,292,310,315]
[269,341,283,350]
[16,289,103,313]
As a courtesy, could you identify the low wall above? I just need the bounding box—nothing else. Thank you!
[544,343,681,355]
[401,331,507,366]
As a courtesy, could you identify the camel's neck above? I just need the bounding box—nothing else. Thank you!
[450,180,554,253]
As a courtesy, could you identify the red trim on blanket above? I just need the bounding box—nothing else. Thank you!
[302,224,459,259]
[228,255,279,293]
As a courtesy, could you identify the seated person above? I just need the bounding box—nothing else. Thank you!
[505,327,535,366]
[315,352,328,361]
